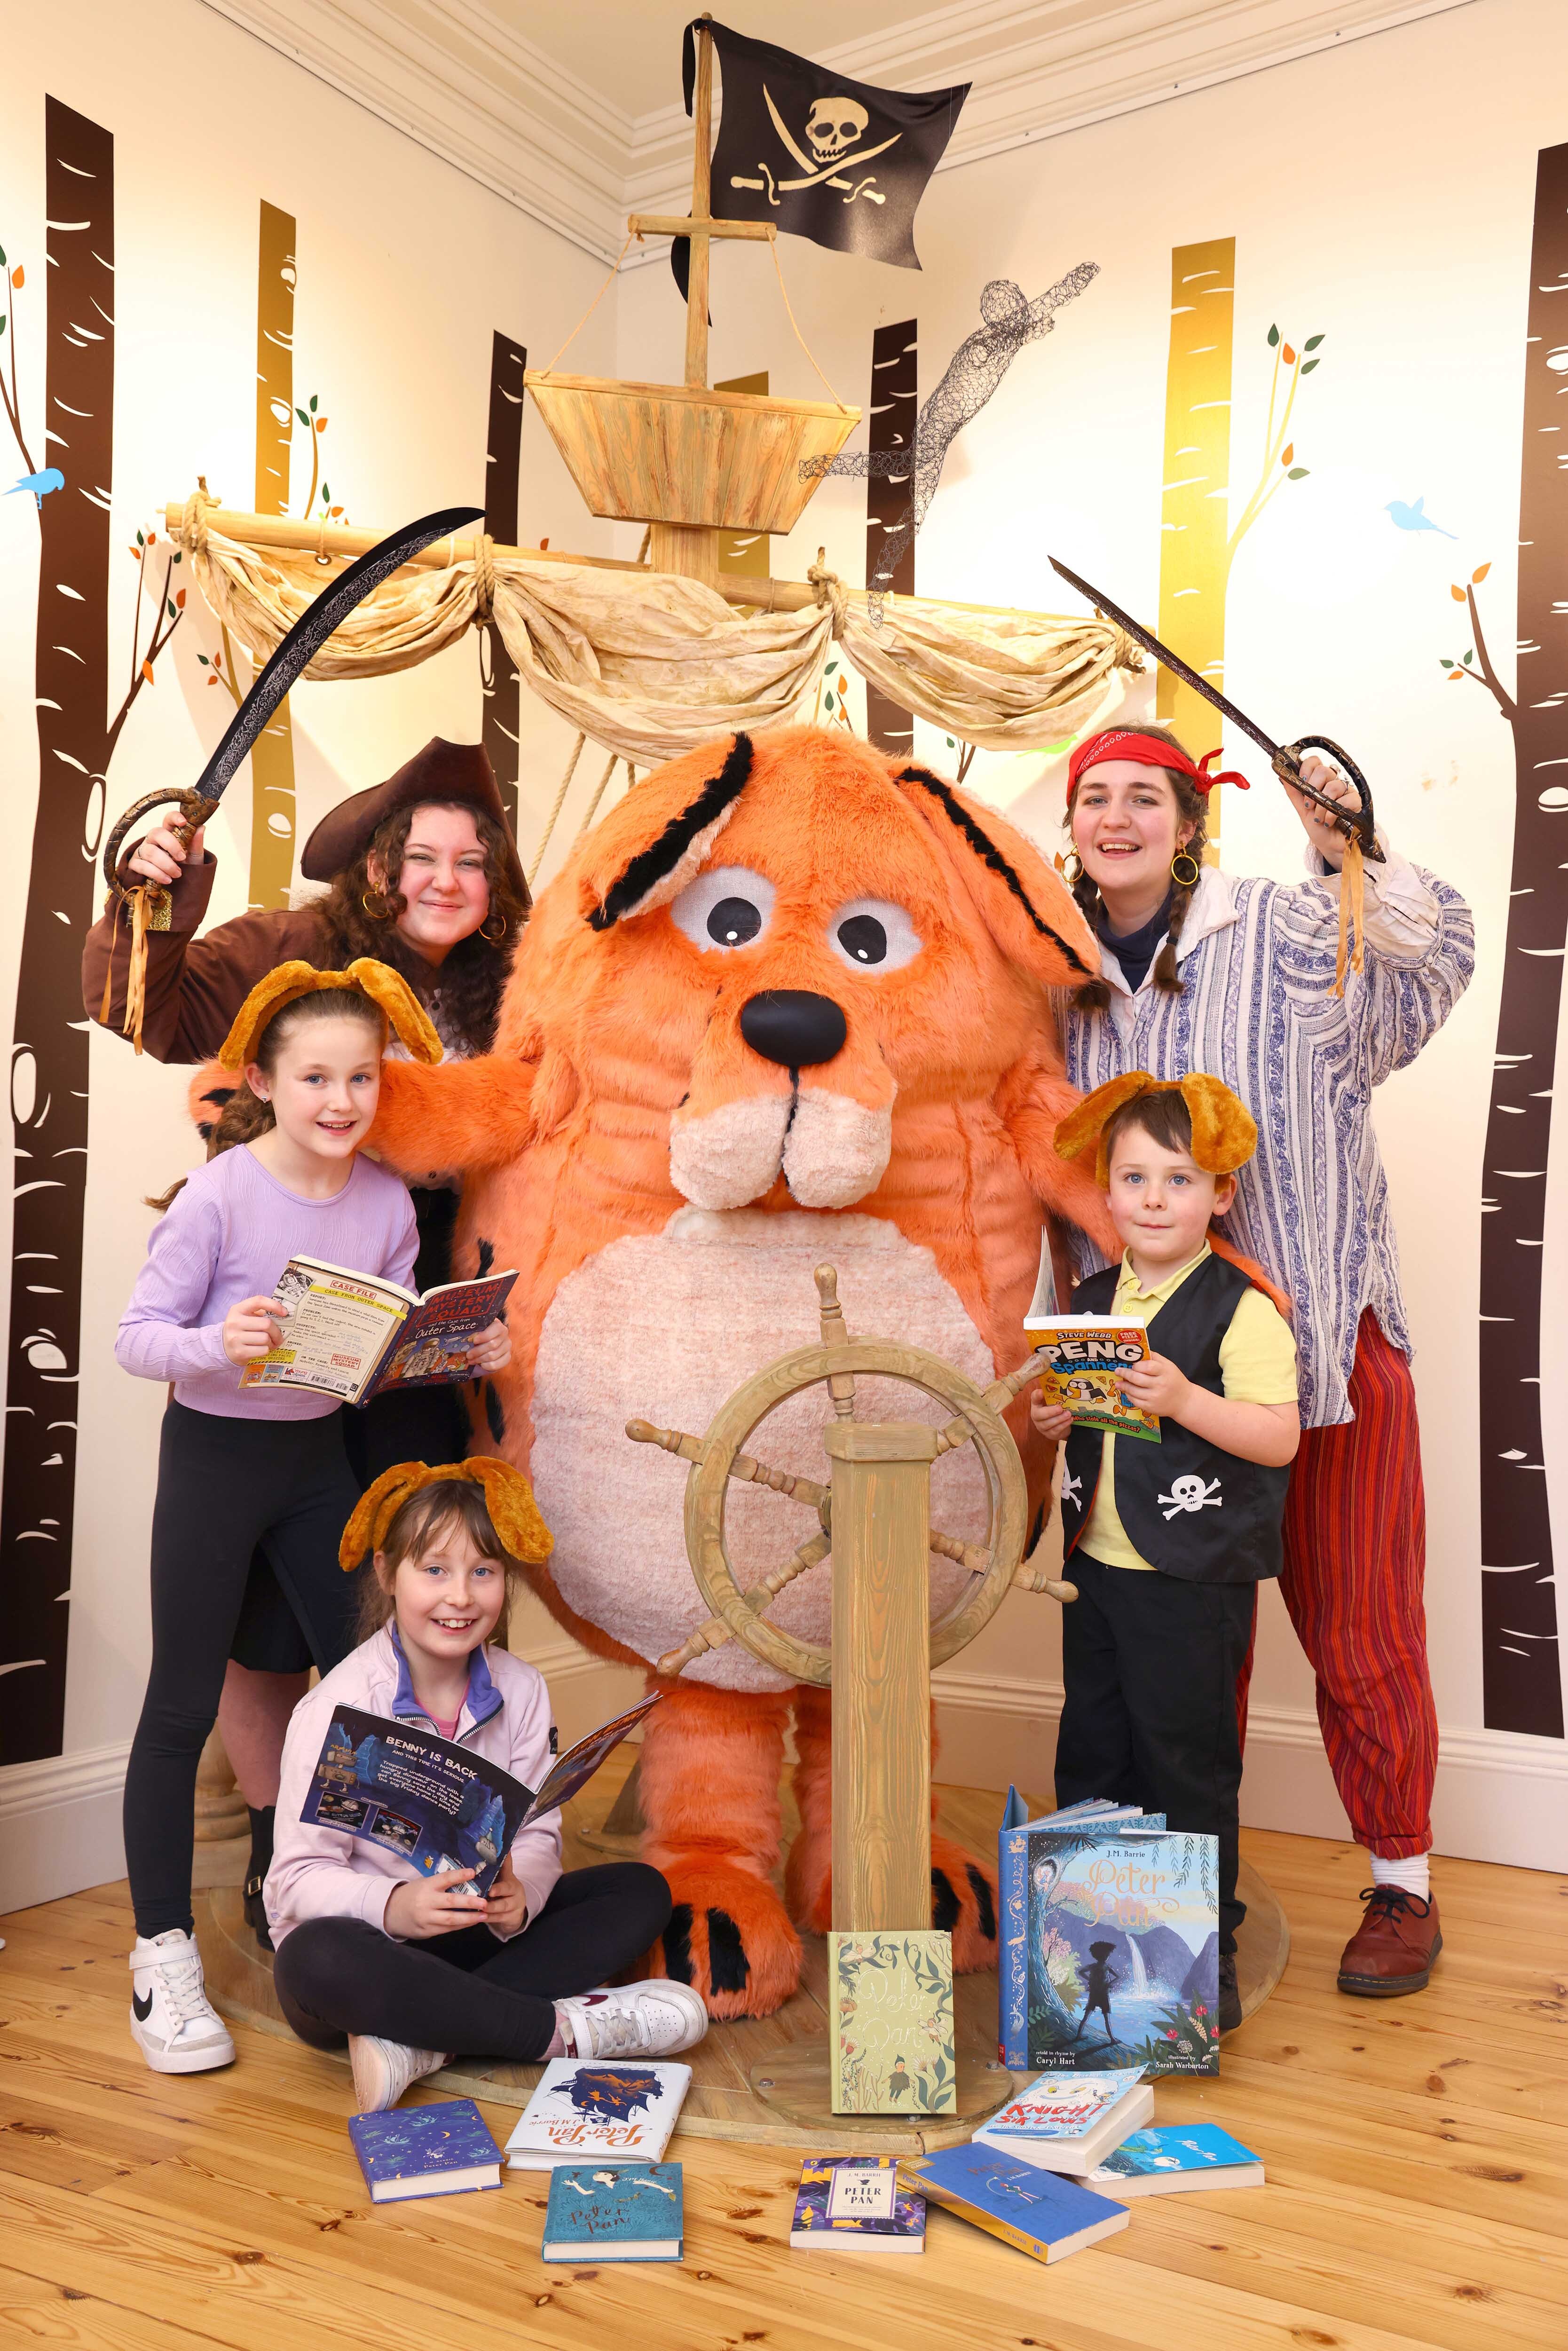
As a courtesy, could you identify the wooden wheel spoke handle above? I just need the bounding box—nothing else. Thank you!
[630,1267,1068,1689]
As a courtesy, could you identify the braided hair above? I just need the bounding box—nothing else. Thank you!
[1064,723,1209,1013]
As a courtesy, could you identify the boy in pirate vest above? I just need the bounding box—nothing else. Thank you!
[1032,1073,1300,2034]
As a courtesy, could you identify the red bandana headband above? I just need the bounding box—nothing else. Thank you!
[1067,729,1251,797]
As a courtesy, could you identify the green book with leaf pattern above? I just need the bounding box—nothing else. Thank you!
[830,1932,956,2115]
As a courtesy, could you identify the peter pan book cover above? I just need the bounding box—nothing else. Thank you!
[830,1931,955,2115]
[1025,1829,1220,2075]
[790,2155,926,2251]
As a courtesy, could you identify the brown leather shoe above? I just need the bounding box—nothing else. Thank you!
[1337,1886,1441,1996]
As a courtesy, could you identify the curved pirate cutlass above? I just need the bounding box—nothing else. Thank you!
[100,504,484,1050]
[1048,553,1380,995]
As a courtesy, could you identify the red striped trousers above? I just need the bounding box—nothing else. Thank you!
[1239,1311,1437,1856]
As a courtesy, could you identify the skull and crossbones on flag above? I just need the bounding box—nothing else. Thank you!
[674,19,970,299]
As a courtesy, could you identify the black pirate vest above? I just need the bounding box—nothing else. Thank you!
[1058,1254,1289,1585]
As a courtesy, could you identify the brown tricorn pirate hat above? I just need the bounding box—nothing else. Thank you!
[300,737,528,907]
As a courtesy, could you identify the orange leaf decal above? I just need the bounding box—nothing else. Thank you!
[176,588,187,608]
[328,505,343,518]
[1450,585,1466,602]
[146,530,156,545]
[315,416,327,432]
[1281,443,1294,467]
[207,674,219,687]
[1472,562,1491,584]
[1283,343,1296,365]
[1448,671,1462,683]
[141,659,155,684]
[11,265,23,289]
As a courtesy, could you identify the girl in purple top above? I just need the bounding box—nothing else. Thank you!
[117,965,511,2076]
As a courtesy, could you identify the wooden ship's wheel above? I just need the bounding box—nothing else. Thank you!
[630,1263,1073,2128]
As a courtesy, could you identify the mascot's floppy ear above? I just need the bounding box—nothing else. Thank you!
[579,732,756,930]
[892,765,1098,987]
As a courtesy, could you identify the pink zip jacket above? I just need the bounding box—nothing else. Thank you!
[265,1623,563,1948]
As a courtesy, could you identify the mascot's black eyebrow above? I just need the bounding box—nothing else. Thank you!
[589,732,756,931]
[898,765,1093,977]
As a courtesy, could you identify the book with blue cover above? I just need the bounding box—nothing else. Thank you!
[1023,1825,1219,2075]
[899,2145,1129,2264]
[790,2155,925,2253]
[543,2162,683,2262]
[347,2097,501,2202]
[997,1800,1162,2067]
[1088,2125,1263,2198]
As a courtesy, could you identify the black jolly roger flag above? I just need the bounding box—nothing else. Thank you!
[674,19,969,300]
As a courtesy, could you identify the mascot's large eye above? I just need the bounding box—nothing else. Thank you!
[827,897,922,974]
[670,866,776,952]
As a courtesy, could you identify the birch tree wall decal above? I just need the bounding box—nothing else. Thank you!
[247,200,299,912]
[0,99,117,1764]
[482,331,527,834]
[1157,242,1234,805]
[864,319,916,760]
[1448,138,1568,1738]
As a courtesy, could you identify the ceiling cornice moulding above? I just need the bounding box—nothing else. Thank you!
[201,0,1479,267]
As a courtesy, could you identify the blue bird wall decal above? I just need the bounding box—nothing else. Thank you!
[7,467,65,508]
[1385,495,1456,539]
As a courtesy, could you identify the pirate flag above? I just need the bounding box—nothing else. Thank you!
[674,19,969,300]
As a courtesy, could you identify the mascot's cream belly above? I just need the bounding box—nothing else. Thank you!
[529,1207,994,1691]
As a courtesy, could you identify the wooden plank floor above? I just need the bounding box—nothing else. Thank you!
[2,1819,1564,2351]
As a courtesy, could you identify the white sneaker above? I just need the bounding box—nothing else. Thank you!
[128,1929,235,2074]
[555,1979,709,2060]
[348,2035,449,2114]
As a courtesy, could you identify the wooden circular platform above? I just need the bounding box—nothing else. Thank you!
[197,1759,1289,2153]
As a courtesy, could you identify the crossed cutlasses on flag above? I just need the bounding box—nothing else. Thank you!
[729,83,903,206]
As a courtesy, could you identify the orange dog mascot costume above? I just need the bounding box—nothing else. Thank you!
[368,725,1116,2018]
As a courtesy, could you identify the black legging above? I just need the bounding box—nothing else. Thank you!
[272,1863,673,2062]
[123,1401,362,1939]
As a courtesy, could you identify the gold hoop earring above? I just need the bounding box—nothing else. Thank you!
[1170,852,1201,888]
[1058,850,1084,885]
[362,891,389,921]
[478,913,508,945]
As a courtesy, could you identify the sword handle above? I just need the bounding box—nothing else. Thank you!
[103,788,221,903]
[1274,737,1382,863]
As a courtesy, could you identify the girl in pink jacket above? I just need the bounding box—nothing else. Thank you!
[267,1458,707,2113]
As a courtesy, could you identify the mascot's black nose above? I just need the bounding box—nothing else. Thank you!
[740,989,847,1069]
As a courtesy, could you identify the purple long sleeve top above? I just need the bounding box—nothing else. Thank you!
[116,1145,420,1420]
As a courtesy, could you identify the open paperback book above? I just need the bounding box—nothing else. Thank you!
[241,1254,518,1405]
[301,1694,659,1896]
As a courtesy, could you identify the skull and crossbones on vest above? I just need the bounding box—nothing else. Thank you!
[1158,1473,1224,1521]
[730,84,903,206]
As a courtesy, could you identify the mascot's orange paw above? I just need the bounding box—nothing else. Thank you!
[931,1833,1000,1972]
[651,1862,803,2020]
[783,1824,833,1937]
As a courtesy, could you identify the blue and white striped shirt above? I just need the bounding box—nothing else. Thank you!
[1059,843,1474,1427]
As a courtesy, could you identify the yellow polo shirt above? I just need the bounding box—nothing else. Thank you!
[1076,1247,1298,1571]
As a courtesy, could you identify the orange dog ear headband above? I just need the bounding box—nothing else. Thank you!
[217,957,443,1073]
[1055,1072,1258,1189]
[339,1457,553,1573]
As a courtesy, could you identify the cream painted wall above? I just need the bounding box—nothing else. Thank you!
[611,0,1568,1865]
[2,0,1565,1907]
[0,0,621,1908]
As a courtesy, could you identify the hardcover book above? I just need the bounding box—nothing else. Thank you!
[504,2058,692,2170]
[973,2068,1154,2174]
[899,2146,1129,2264]
[829,1931,955,2116]
[347,2098,501,2203]
[542,2162,683,2262]
[1088,2125,1264,2198]
[302,1696,658,1898]
[242,1254,518,1404]
[790,2155,926,2253]
[1024,1313,1159,1440]
[998,1804,1161,2068]
[1024,1828,1220,2075]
